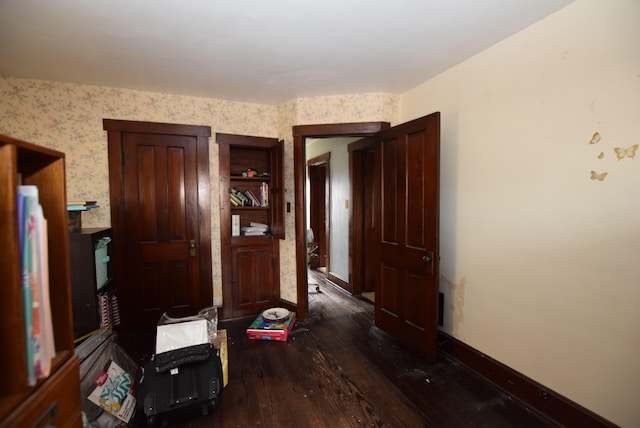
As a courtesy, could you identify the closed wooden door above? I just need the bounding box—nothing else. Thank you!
[375,112,440,361]
[232,244,277,314]
[105,120,212,332]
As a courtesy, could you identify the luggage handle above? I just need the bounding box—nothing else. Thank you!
[154,343,212,374]
[169,366,199,406]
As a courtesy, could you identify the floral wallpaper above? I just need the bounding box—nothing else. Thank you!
[0,74,398,307]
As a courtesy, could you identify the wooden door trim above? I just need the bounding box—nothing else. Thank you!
[293,122,390,321]
[103,119,213,325]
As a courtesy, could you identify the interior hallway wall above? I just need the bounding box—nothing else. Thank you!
[399,1,640,425]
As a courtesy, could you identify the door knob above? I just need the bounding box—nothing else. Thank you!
[190,240,196,257]
[423,251,435,275]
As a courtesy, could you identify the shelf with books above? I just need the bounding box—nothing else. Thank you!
[0,133,81,425]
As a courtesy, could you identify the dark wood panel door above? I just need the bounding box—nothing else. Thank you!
[375,112,440,361]
[232,244,277,316]
[363,148,376,293]
[122,133,200,326]
[105,119,212,333]
[308,156,329,269]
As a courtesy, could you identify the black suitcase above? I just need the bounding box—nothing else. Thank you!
[136,343,223,426]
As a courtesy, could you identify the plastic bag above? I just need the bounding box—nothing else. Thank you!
[157,306,218,343]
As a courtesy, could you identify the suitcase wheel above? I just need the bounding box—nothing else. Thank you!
[146,414,169,427]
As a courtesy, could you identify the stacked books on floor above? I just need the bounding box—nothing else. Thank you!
[17,185,56,386]
[241,221,269,236]
[247,308,296,341]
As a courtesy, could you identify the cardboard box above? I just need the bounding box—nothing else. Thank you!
[214,329,229,387]
[247,311,296,341]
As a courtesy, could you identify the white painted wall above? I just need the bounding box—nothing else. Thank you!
[399,0,640,425]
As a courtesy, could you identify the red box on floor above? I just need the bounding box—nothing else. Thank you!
[246,311,296,341]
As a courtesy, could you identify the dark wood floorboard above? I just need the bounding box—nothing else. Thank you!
[117,270,559,427]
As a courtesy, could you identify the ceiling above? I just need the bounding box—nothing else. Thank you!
[0,0,574,105]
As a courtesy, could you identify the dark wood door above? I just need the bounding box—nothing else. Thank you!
[308,154,330,270]
[374,112,440,360]
[104,120,212,332]
[232,244,277,314]
[363,148,376,293]
[122,132,200,327]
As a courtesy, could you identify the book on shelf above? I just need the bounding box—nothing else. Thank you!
[229,193,241,207]
[18,185,55,385]
[18,186,35,386]
[32,203,55,379]
[17,192,25,272]
[67,200,97,206]
[231,214,240,237]
[260,182,269,207]
[231,188,251,206]
[244,189,261,206]
[67,202,100,211]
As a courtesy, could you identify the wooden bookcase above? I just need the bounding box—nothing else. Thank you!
[69,227,114,339]
[0,134,81,426]
[217,133,284,319]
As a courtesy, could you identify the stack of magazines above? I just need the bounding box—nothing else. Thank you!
[241,222,269,236]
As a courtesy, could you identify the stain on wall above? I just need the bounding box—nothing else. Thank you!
[440,276,466,337]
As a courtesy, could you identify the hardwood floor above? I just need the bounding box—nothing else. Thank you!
[119,270,558,427]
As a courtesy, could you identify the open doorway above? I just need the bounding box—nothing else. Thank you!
[296,115,441,359]
[293,122,390,322]
[307,152,330,277]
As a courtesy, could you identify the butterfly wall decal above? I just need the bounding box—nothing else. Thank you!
[590,170,608,181]
[613,144,638,160]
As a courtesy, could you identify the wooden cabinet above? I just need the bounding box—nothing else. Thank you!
[217,133,284,319]
[69,227,113,339]
[232,243,278,314]
[0,134,81,426]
